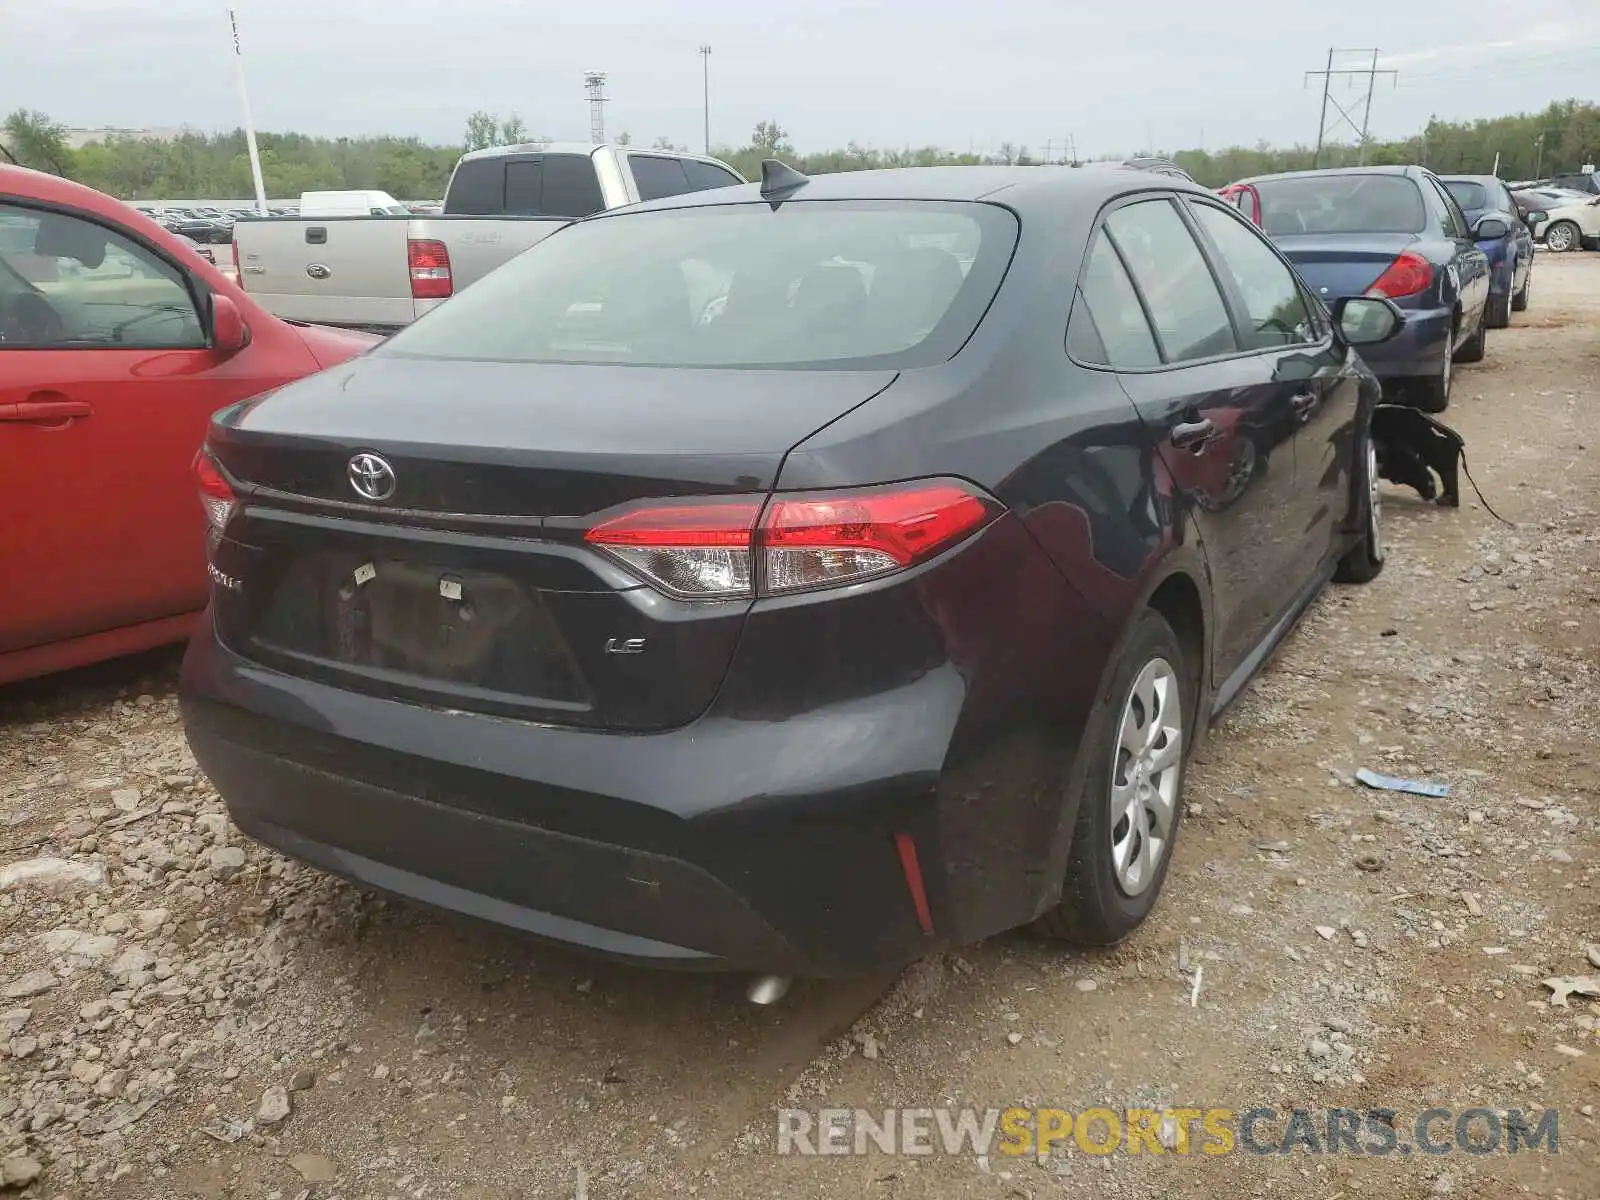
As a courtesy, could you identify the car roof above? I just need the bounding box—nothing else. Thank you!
[1235,164,1417,186]
[1438,174,1503,186]
[603,163,1214,218]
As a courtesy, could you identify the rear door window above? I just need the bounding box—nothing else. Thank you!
[1423,177,1468,237]
[539,154,606,218]
[683,160,744,192]
[1188,201,1317,349]
[445,160,505,215]
[629,155,692,202]
[1104,199,1239,363]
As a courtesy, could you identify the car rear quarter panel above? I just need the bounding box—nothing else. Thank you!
[774,196,1212,932]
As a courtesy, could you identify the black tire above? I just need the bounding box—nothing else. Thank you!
[1334,433,1385,584]
[1486,292,1512,329]
[1544,220,1581,253]
[1512,271,1531,312]
[1036,609,1194,945]
[1455,310,1487,364]
[1413,337,1453,413]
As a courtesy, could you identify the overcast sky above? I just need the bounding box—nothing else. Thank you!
[5,0,1598,157]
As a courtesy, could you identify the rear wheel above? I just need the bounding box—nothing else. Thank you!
[1414,336,1453,413]
[1545,220,1581,253]
[1037,609,1193,945]
[1334,437,1385,584]
[1486,291,1512,329]
[1512,271,1532,312]
[1455,310,1487,364]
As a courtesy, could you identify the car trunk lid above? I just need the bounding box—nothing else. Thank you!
[1272,233,1422,302]
[204,356,897,731]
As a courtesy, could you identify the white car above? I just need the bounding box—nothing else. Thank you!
[1530,193,1600,253]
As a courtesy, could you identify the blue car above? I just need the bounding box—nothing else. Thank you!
[1232,166,1492,412]
[1441,174,1534,327]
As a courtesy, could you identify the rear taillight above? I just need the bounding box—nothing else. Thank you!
[193,449,236,540]
[407,238,453,300]
[1366,251,1432,300]
[584,480,999,600]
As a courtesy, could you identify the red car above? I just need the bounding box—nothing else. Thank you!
[0,167,377,685]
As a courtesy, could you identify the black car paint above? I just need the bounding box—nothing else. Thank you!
[181,168,1382,976]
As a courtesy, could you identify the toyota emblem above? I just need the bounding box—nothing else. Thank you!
[347,452,396,502]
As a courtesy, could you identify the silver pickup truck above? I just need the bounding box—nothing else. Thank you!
[233,143,744,330]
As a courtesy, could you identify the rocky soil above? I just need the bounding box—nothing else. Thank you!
[2,255,1598,1199]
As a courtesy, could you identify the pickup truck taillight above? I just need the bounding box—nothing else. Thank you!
[407,238,453,300]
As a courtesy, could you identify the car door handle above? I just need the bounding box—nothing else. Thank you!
[0,397,93,423]
[1170,419,1215,451]
[1291,391,1317,419]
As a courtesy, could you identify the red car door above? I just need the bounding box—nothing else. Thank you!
[0,198,319,657]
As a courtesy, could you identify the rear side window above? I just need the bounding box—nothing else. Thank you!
[376,200,1017,370]
[1067,235,1160,369]
[684,160,743,191]
[1253,174,1426,236]
[630,155,692,202]
[444,160,504,215]
[1188,202,1317,349]
[540,154,605,218]
[1105,199,1238,363]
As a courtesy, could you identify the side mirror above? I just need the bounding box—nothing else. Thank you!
[211,293,250,356]
[1332,295,1405,347]
[1527,210,1548,229]
[1472,215,1511,240]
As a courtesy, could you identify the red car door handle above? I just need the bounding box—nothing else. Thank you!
[1,398,93,423]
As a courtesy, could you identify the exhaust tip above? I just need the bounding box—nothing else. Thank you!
[745,975,792,1006]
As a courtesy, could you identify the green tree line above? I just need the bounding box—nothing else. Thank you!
[4,100,1596,201]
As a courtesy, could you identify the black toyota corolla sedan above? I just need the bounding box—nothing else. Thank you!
[181,162,1403,978]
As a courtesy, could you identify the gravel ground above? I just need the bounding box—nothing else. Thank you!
[2,255,1597,1200]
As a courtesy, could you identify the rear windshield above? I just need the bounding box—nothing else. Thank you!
[1443,180,1486,211]
[378,200,1018,370]
[1254,174,1426,236]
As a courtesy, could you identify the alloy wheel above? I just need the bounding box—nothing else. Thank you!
[1546,222,1577,253]
[1109,657,1183,896]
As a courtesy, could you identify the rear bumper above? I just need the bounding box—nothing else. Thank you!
[180,509,1101,976]
[1354,304,1453,379]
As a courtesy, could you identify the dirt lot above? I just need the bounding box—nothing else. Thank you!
[3,255,1598,1200]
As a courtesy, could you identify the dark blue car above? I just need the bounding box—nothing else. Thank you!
[1441,174,1534,327]
[1233,166,1492,412]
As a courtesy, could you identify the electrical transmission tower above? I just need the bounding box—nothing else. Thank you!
[1305,49,1398,168]
[584,71,608,143]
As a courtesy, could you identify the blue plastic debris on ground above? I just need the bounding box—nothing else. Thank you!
[1355,768,1451,798]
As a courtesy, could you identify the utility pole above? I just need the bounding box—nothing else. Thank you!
[699,45,711,155]
[1534,132,1545,179]
[1356,50,1378,165]
[1068,133,1077,165]
[1305,49,1397,168]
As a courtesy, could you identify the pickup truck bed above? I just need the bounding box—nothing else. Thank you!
[233,143,745,331]
[234,214,565,329]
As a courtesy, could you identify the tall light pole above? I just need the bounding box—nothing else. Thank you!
[699,45,712,154]
[229,8,269,215]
